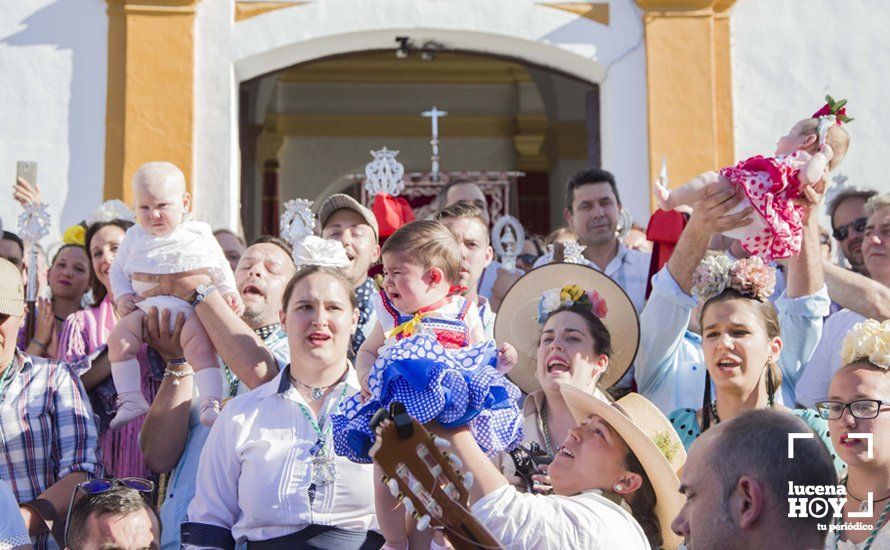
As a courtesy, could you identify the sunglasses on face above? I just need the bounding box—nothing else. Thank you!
[64,477,154,546]
[814,399,886,421]
[832,217,868,241]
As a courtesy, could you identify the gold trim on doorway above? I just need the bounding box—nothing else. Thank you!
[235,1,308,22]
[536,2,609,25]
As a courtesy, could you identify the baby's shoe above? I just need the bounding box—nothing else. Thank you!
[110,391,150,429]
[653,179,673,211]
[199,398,221,427]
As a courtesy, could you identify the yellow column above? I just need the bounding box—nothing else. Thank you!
[104,0,199,204]
[636,0,736,207]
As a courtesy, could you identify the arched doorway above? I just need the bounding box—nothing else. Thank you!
[238,50,600,240]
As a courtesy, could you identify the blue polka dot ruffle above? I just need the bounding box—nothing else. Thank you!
[332,334,523,463]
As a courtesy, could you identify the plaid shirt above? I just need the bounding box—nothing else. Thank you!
[0,351,101,549]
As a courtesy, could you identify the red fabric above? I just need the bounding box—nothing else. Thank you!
[811,103,848,123]
[645,209,688,298]
[372,193,415,238]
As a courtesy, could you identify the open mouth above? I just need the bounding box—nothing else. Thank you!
[715,357,741,373]
[558,446,574,459]
[307,332,331,345]
[839,434,861,448]
[241,284,264,297]
[546,356,571,374]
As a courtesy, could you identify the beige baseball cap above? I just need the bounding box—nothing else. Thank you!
[0,258,25,317]
[318,194,379,240]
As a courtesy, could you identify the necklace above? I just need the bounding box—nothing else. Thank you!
[254,323,281,340]
[295,378,349,486]
[847,488,890,513]
[833,499,890,550]
[290,369,346,401]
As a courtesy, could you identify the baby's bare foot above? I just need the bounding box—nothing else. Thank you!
[653,179,674,210]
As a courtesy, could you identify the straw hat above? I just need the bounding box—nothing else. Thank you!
[0,258,25,317]
[494,263,639,394]
[561,385,686,549]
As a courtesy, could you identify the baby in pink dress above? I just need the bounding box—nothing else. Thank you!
[655,96,852,260]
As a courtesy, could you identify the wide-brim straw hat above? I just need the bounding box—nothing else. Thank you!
[494,263,639,394]
[561,385,687,550]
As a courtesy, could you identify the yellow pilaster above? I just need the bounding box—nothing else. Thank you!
[636,0,736,208]
[104,0,199,205]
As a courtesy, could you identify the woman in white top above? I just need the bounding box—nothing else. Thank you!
[818,320,890,550]
[411,387,686,549]
[181,266,381,549]
[492,262,640,493]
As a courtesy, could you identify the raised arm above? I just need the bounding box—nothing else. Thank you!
[784,189,824,298]
[822,262,890,320]
[140,272,278,388]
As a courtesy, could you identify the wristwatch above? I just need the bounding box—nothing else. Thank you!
[188,284,217,306]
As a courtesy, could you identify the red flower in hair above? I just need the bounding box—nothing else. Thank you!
[811,95,853,124]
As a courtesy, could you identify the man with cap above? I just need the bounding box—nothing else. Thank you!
[0,259,100,549]
[319,194,381,354]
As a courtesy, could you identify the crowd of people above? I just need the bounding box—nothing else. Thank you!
[0,100,887,550]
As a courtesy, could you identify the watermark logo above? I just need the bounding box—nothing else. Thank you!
[786,433,874,531]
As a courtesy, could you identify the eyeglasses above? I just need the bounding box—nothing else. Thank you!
[832,217,868,241]
[814,399,886,420]
[64,477,154,546]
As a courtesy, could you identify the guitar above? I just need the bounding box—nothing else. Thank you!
[369,402,504,550]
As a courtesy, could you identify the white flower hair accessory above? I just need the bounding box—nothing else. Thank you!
[85,200,134,226]
[292,235,350,269]
[840,319,890,370]
[279,199,350,268]
[537,284,608,325]
[692,255,776,303]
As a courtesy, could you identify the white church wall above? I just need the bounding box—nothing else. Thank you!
[0,0,107,242]
[731,0,890,195]
[196,0,649,230]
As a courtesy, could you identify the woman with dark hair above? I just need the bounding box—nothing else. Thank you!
[493,263,640,494]
[182,266,380,549]
[395,386,686,549]
[57,207,163,479]
[21,242,91,359]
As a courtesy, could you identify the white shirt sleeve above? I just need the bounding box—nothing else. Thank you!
[109,226,136,297]
[795,310,862,408]
[194,223,237,295]
[471,485,650,549]
[0,480,29,550]
[186,404,243,534]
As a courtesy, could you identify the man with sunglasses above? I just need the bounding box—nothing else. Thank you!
[828,188,877,275]
[0,259,101,549]
[64,479,159,550]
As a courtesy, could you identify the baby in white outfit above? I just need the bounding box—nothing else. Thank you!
[108,162,242,428]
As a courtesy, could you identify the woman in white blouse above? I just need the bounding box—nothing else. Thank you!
[181,266,381,549]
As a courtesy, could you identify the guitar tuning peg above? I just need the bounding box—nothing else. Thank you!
[402,497,415,515]
[461,471,474,489]
[443,482,459,499]
[433,436,451,448]
[445,452,463,468]
[416,514,432,531]
[386,478,400,496]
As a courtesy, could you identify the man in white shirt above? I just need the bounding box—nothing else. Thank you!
[534,168,650,313]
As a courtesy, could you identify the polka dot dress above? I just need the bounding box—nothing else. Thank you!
[718,152,809,261]
[332,334,524,463]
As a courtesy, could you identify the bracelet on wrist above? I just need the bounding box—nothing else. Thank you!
[168,357,188,366]
[30,338,48,350]
[163,366,194,386]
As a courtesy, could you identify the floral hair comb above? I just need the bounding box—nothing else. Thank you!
[537,284,608,324]
[840,319,890,370]
[812,95,852,147]
[85,200,135,227]
[692,255,776,303]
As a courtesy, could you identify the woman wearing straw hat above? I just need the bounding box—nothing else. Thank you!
[493,263,639,492]
[412,386,686,549]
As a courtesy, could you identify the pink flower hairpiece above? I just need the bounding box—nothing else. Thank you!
[538,284,608,324]
[692,255,776,303]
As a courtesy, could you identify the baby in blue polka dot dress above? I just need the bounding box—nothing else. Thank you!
[331,220,523,548]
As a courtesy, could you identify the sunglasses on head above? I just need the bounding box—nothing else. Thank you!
[832,217,868,241]
[64,477,154,546]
